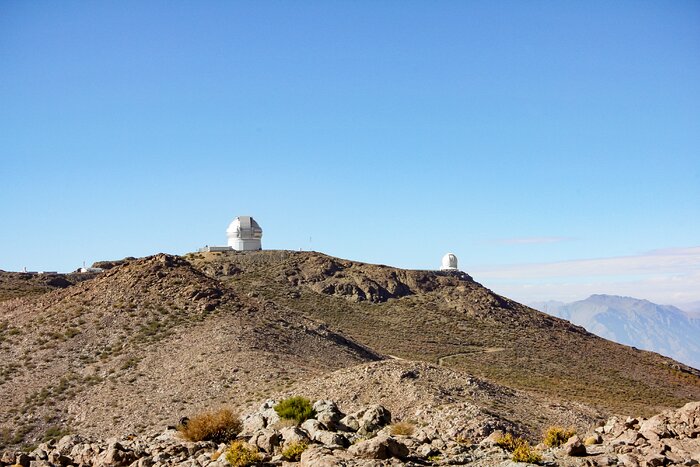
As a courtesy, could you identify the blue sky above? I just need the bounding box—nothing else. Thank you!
[1,1,699,306]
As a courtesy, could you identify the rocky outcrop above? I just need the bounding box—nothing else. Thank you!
[1,400,698,466]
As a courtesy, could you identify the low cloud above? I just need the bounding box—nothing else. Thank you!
[471,246,700,306]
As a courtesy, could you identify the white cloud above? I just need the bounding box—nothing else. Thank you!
[470,246,700,306]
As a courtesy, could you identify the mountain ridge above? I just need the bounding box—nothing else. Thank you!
[531,294,700,369]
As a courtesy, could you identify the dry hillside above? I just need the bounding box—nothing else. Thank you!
[188,250,700,416]
[0,254,380,448]
[1,249,698,452]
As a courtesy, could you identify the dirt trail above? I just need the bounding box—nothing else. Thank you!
[438,347,505,366]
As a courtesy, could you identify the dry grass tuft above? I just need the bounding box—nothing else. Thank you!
[389,421,415,436]
[225,440,262,467]
[543,426,576,447]
[281,440,308,461]
[177,408,241,443]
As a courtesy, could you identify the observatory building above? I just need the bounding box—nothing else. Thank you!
[227,216,263,251]
[198,215,263,252]
[440,253,459,271]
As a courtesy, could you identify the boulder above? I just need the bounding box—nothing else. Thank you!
[299,445,346,467]
[279,426,310,449]
[249,428,280,453]
[313,430,349,448]
[347,433,409,460]
[562,435,586,457]
[338,415,359,432]
[479,430,504,447]
[301,419,327,439]
[241,413,266,436]
[356,405,391,435]
[313,400,344,430]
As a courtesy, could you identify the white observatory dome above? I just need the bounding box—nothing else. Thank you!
[226,216,263,251]
[440,253,458,271]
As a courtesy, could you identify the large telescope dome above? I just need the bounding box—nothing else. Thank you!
[440,253,458,271]
[226,216,263,251]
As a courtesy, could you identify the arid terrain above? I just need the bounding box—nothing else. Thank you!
[1,250,698,465]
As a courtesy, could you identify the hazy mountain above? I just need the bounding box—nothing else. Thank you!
[531,294,700,369]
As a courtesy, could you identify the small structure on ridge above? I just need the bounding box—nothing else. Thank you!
[440,253,459,271]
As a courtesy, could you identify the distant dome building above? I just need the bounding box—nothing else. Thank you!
[226,216,263,251]
[440,253,458,271]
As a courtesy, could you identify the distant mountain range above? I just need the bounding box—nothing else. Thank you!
[531,295,700,369]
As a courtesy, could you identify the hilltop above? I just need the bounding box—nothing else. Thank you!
[187,250,700,416]
[1,249,699,452]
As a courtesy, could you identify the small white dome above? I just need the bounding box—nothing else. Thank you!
[440,253,458,271]
[227,216,263,250]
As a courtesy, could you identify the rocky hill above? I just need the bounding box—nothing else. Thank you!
[1,249,699,455]
[187,250,700,416]
[531,294,700,369]
[0,254,380,448]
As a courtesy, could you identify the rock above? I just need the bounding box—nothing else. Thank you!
[603,416,621,435]
[260,407,281,427]
[301,419,326,439]
[241,413,266,436]
[617,453,640,467]
[15,453,31,467]
[625,417,639,428]
[613,430,644,446]
[313,400,344,430]
[299,445,345,467]
[249,428,280,453]
[644,453,667,466]
[313,430,349,448]
[479,430,504,447]
[562,435,587,456]
[95,442,136,467]
[356,405,391,435]
[279,426,310,449]
[347,433,409,460]
[337,415,359,432]
[417,444,440,457]
[55,435,82,454]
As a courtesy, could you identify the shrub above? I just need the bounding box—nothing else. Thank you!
[543,426,576,447]
[512,442,542,463]
[390,421,415,436]
[225,441,262,467]
[281,440,308,461]
[274,397,315,424]
[495,432,520,451]
[177,408,241,443]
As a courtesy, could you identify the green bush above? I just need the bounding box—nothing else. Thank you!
[542,426,576,447]
[225,441,262,466]
[274,397,315,424]
[281,440,308,461]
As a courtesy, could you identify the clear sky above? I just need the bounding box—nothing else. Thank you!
[1,1,699,306]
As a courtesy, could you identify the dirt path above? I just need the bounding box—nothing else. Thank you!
[437,347,505,366]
